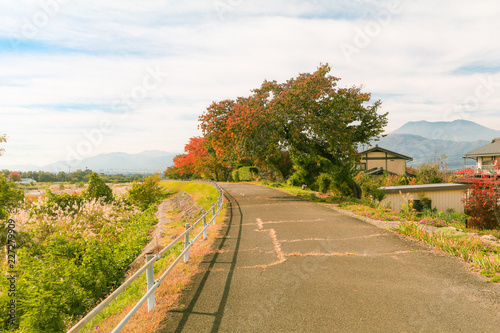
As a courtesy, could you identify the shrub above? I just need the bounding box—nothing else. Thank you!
[0,175,24,220]
[83,172,113,203]
[232,169,240,182]
[316,173,332,193]
[43,189,84,215]
[415,162,444,184]
[0,196,156,331]
[128,174,169,211]
[232,166,258,182]
[463,179,500,229]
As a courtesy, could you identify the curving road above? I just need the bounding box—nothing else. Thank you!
[157,183,500,332]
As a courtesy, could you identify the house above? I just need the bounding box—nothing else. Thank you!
[359,145,413,176]
[19,178,36,184]
[379,183,470,213]
[463,137,500,175]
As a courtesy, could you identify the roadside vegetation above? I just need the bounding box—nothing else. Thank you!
[0,173,178,331]
[78,180,224,333]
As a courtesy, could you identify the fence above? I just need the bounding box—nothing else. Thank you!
[67,182,224,333]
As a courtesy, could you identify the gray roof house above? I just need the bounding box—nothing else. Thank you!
[464,138,500,174]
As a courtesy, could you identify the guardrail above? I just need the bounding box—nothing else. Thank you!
[67,182,224,333]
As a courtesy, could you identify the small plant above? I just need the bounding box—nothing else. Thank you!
[399,191,416,219]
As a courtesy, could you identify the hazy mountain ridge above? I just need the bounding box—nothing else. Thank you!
[391,119,500,142]
[3,150,178,174]
[371,134,489,169]
[372,119,500,169]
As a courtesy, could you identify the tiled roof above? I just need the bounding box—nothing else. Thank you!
[359,145,413,160]
[465,138,500,157]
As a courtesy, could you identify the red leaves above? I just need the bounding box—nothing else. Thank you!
[463,178,500,229]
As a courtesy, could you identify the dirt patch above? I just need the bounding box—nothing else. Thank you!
[170,191,203,223]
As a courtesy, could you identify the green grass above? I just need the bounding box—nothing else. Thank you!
[160,181,219,211]
[394,221,500,282]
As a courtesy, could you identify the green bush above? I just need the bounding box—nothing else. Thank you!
[128,174,169,211]
[232,166,258,182]
[0,199,157,331]
[316,173,332,193]
[42,189,84,215]
[0,175,24,220]
[83,172,113,203]
[232,169,240,182]
[239,166,258,181]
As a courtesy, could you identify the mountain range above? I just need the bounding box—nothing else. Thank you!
[4,120,499,173]
[4,150,178,174]
[370,120,500,169]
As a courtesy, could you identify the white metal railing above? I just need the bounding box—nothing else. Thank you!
[67,182,224,333]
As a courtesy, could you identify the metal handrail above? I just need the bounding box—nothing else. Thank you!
[67,181,224,333]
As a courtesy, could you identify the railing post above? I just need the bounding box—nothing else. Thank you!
[184,223,190,263]
[202,210,207,240]
[145,253,155,312]
[212,202,216,225]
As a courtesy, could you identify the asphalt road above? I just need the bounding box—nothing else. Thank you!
[157,183,500,333]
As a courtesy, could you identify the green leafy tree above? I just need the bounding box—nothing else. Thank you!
[128,174,168,210]
[200,64,388,197]
[287,150,333,190]
[83,172,113,203]
[0,175,24,220]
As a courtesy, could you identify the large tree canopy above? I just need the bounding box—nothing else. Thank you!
[199,64,388,196]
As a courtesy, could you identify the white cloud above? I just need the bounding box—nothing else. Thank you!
[1,0,500,167]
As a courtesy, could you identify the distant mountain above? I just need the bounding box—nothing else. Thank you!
[370,134,489,169]
[5,150,178,174]
[391,119,500,142]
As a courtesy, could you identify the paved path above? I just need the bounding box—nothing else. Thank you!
[157,183,500,332]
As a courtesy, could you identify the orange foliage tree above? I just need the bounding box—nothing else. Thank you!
[164,136,231,180]
[199,64,388,196]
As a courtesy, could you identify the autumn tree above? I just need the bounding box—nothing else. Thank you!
[8,172,21,182]
[164,136,230,180]
[200,64,388,197]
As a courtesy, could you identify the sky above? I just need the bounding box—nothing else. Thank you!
[1,0,500,168]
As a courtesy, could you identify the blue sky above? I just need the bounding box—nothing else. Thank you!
[1,0,500,168]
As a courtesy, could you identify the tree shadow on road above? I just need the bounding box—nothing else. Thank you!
[156,189,243,333]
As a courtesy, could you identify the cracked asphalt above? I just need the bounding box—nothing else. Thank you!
[157,183,500,333]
